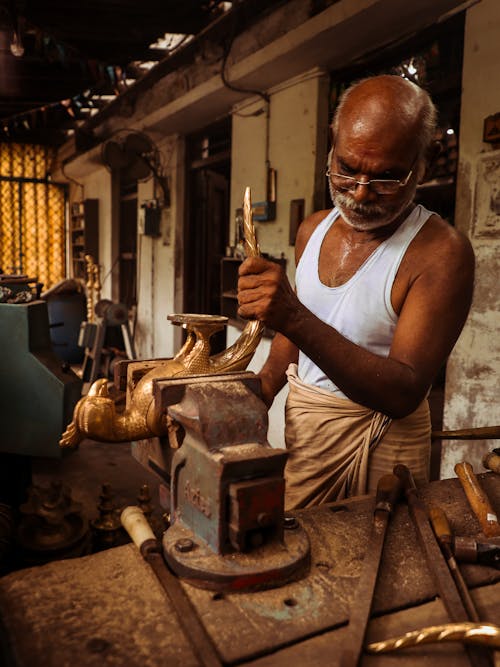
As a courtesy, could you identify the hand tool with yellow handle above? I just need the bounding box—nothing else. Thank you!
[429,505,480,622]
[454,461,500,539]
[340,473,403,667]
[367,621,500,653]
[121,506,223,667]
[394,464,493,667]
[483,448,500,474]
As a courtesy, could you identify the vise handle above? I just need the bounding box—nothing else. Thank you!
[121,506,223,667]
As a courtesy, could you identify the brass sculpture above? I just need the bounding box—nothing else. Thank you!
[367,622,500,653]
[84,254,95,323]
[84,254,102,323]
[60,187,263,448]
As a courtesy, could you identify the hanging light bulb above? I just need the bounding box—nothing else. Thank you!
[10,17,25,57]
[407,58,417,76]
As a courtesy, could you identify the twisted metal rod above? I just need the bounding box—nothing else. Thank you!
[367,622,500,653]
[243,186,260,258]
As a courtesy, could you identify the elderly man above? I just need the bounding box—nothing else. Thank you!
[237,74,475,509]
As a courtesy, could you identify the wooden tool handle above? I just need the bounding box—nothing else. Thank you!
[375,473,403,513]
[454,462,500,538]
[121,505,158,554]
[393,464,416,496]
[429,505,453,545]
[483,451,500,474]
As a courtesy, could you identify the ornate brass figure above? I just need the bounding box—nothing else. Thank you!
[367,622,500,653]
[84,254,96,323]
[60,188,263,448]
[84,254,102,323]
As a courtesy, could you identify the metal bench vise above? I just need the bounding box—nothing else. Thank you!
[155,372,311,591]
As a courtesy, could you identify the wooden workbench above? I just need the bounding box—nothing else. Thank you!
[0,474,499,666]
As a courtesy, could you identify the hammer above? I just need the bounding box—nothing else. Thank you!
[483,448,500,475]
[454,461,500,539]
[453,535,500,569]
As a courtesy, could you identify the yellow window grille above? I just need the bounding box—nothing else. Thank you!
[0,143,66,290]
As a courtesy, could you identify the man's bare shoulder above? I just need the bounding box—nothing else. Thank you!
[413,213,474,268]
[295,209,332,264]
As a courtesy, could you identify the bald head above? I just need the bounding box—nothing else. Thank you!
[332,75,437,165]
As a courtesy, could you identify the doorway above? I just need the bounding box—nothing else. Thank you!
[184,118,231,353]
[119,182,138,310]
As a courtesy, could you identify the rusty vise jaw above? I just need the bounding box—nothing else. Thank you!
[156,373,310,592]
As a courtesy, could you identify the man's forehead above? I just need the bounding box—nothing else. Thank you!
[336,103,419,154]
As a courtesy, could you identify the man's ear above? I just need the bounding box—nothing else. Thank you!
[420,140,443,182]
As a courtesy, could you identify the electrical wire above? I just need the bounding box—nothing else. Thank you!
[220,11,269,105]
[100,255,120,288]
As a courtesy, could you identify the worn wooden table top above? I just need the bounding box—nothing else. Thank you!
[0,474,499,667]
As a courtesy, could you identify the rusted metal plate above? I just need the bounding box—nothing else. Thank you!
[180,474,500,664]
[164,519,310,591]
[243,581,500,666]
[0,474,498,667]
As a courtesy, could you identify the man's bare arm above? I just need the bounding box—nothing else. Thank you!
[238,220,474,418]
[249,210,323,409]
[258,333,298,408]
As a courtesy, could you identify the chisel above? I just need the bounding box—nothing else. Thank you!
[340,473,402,667]
[429,504,480,622]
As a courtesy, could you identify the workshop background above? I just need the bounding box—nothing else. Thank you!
[0,2,499,665]
[0,0,499,564]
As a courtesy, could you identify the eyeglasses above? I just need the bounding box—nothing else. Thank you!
[326,157,415,196]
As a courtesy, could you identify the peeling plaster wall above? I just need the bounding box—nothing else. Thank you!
[441,0,500,478]
[230,68,330,285]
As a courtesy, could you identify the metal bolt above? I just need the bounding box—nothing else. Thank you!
[284,515,298,530]
[257,512,272,527]
[175,538,194,553]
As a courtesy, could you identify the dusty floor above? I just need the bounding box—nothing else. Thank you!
[31,439,164,525]
[0,439,167,576]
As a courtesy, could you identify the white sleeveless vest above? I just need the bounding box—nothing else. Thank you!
[296,204,433,397]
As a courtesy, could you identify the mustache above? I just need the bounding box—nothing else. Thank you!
[333,190,386,217]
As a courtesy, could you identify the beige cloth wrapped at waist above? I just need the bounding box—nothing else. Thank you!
[284,364,431,510]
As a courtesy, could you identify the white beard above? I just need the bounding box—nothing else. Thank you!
[329,179,418,231]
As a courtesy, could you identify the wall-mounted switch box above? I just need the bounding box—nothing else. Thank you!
[252,201,276,222]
